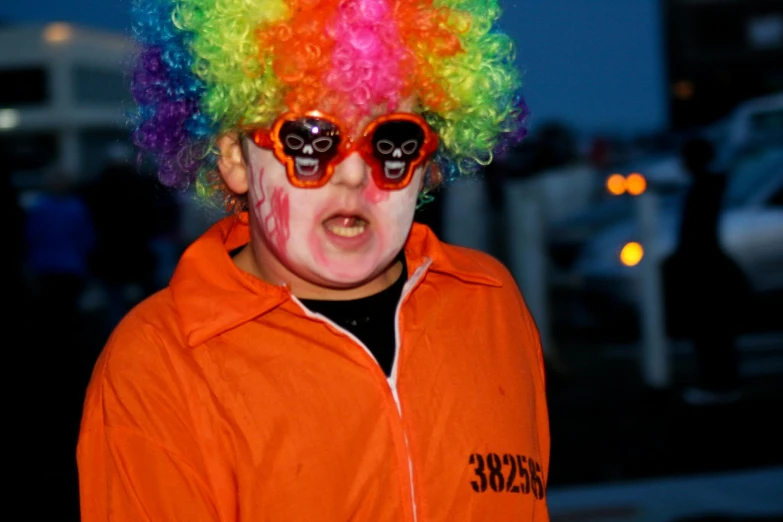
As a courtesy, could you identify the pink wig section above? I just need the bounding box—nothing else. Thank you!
[325,0,407,118]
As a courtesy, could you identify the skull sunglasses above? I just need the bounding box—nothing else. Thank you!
[248,111,439,190]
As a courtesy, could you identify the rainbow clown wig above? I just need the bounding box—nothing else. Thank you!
[131,0,529,210]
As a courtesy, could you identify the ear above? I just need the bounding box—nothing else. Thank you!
[422,163,442,191]
[217,133,249,195]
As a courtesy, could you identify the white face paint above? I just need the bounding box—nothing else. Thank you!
[243,140,422,294]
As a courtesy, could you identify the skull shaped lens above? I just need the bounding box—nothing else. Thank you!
[278,118,341,184]
[370,120,425,182]
[250,111,438,190]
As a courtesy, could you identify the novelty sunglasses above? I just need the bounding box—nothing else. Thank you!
[249,111,438,190]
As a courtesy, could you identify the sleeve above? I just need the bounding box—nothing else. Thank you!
[489,256,552,519]
[509,278,551,521]
[518,288,551,494]
[77,317,220,522]
[502,262,552,499]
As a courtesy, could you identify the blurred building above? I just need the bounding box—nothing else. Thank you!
[0,23,135,189]
[664,0,783,129]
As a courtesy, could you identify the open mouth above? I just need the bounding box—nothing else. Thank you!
[384,161,405,179]
[295,157,319,177]
[323,214,369,238]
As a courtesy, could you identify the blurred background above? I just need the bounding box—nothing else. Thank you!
[1,0,781,520]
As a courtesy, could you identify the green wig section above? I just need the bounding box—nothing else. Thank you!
[173,0,290,131]
[424,0,522,172]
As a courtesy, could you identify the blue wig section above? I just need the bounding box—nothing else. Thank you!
[432,91,528,187]
[131,0,215,187]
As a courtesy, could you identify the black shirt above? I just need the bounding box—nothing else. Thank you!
[300,255,407,376]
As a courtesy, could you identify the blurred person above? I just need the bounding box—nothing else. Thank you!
[76,0,551,521]
[23,166,95,517]
[2,162,26,320]
[25,168,95,347]
[664,137,747,405]
[523,121,580,177]
[3,162,36,510]
[83,161,170,333]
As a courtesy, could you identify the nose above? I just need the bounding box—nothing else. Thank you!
[329,152,369,189]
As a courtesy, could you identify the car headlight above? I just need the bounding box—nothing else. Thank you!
[620,242,644,267]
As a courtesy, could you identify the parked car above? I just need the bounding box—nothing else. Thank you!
[707,91,783,169]
[557,145,783,339]
[548,92,783,281]
[546,151,689,284]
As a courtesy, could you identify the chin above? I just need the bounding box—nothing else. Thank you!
[313,268,378,289]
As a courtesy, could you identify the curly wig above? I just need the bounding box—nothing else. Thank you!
[131,0,528,210]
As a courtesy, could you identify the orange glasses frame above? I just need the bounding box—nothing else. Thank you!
[249,111,439,190]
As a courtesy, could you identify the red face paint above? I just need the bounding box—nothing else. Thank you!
[253,166,291,257]
[266,186,291,255]
[363,177,391,204]
[254,167,267,211]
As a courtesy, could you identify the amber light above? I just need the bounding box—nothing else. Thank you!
[673,80,694,101]
[620,242,644,267]
[606,173,626,195]
[626,173,647,195]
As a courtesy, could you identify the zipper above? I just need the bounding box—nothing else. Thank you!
[290,258,432,522]
[389,259,431,522]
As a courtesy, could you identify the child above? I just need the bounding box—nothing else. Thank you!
[77,0,550,519]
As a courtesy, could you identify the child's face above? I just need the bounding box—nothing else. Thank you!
[241,104,426,293]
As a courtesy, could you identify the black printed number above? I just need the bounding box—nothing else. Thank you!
[517,455,530,494]
[503,454,520,492]
[469,453,487,492]
[469,453,545,499]
[529,458,545,499]
[486,453,505,492]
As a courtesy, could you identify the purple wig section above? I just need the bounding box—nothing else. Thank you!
[132,46,202,188]
[493,93,530,160]
[132,47,169,105]
[135,99,199,187]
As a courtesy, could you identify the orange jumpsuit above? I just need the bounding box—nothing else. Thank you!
[78,213,550,521]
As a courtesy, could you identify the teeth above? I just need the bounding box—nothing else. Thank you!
[327,225,366,238]
[295,157,319,176]
[384,161,405,179]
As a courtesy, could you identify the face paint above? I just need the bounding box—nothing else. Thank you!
[245,141,422,293]
[362,174,391,204]
[252,169,292,259]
